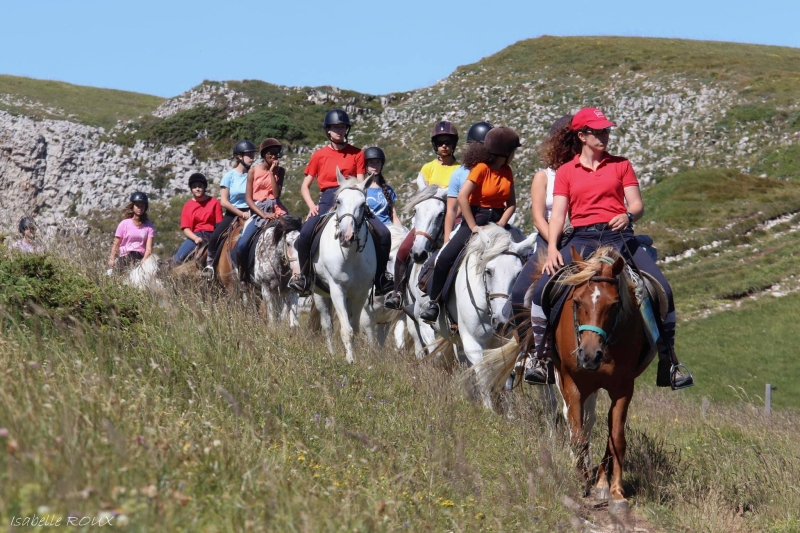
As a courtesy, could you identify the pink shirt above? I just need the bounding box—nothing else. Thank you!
[115,218,155,257]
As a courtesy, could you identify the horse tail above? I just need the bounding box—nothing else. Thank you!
[308,299,321,332]
[471,338,520,394]
[423,337,457,374]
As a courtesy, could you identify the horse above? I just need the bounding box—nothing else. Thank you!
[251,216,303,327]
[401,179,448,358]
[311,169,378,363]
[475,246,655,516]
[127,254,163,292]
[213,217,246,292]
[423,224,536,408]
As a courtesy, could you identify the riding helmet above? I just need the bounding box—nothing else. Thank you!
[363,146,386,166]
[430,120,459,152]
[129,191,149,204]
[466,121,493,143]
[323,109,351,128]
[484,127,522,158]
[549,114,573,136]
[232,140,258,156]
[259,138,282,157]
[18,216,35,233]
[188,172,208,188]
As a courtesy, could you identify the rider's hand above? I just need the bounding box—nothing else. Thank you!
[608,213,629,232]
[471,226,480,234]
[308,205,319,217]
[265,213,278,221]
[240,211,251,220]
[269,159,279,173]
[543,249,564,275]
[194,237,203,245]
[107,258,115,269]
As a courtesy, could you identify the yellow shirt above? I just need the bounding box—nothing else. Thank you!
[419,159,460,188]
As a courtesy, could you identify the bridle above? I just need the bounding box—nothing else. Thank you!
[412,195,447,245]
[333,186,369,252]
[466,250,526,315]
[571,258,623,353]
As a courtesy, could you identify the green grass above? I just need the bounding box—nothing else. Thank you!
[0,74,163,129]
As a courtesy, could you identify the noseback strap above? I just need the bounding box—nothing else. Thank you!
[578,324,608,342]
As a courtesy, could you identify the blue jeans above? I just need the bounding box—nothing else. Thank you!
[173,231,212,263]
[234,220,261,267]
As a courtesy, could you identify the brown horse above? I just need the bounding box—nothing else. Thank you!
[214,217,246,292]
[477,246,655,516]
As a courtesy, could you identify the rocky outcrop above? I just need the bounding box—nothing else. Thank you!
[152,82,253,120]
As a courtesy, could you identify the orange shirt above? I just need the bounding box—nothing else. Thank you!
[252,165,287,215]
[467,162,513,208]
[304,144,365,190]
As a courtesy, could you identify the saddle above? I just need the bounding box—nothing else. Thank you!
[415,245,470,329]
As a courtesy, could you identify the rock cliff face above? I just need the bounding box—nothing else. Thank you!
[0,110,227,227]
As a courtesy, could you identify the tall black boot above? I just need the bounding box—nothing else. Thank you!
[384,259,409,310]
[655,330,694,390]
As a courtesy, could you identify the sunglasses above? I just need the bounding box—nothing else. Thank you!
[583,128,611,136]
[263,149,282,157]
[434,138,455,147]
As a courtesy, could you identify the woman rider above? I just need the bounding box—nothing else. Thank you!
[363,146,402,227]
[234,138,289,278]
[201,140,257,280]
[419,127,521,322]
[288,109,393,296]
[11,217,41,253]
[383,121,461,310]
[530,107,694,390]
[108,192,155,272]
[173,173,222,264]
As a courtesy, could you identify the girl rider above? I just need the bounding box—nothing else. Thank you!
[288,109,393,296]
[234,138,289,275]
[530,108,694,390]
[419,127,521,322]
[363,146,402,227]
[173,173,222,264]
[383,120,461,310]
[11,217,41,253]
[201,140,257,280]
[108,191,155,272]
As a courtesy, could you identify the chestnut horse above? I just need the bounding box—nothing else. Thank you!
[477,246,655,516]
[214,218,246,292]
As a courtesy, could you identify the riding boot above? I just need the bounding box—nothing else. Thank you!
[384,259,409,310]
[288,261,312,296]
[655,336,695,389]
[524,306,555,385]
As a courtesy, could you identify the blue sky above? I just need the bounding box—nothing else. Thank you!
[1,0,797,98]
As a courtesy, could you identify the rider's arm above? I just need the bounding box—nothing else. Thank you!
[142,236,154,262]
[271,167,283,199]
[245,167,270,219]
[219,188,247,219]
[497,186,516,227]
[609,186,643,232]
[391,205,402,226]
[108,237,121,268]
[300,174,318,214]
[531,169,550,241]
[183,227,201,244]
[443,197,459,243]
[543,196,569,274]
[457,181,478,230]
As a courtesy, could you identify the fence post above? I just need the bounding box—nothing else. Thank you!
[765,383,774,415]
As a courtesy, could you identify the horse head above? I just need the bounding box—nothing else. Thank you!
[404,182,447,263]
[481,231,537,333]
[334,168,372,248]
[565,246,629,371]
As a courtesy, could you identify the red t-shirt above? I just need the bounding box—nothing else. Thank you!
[304,145,365,191]
[180,196,223,233]
[467,163,514,208]
[553,153,639,226]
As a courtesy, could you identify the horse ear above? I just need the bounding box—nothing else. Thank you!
[336,167,345,187]
[570,245,582,264]
[416,173,427,191]
[362,173,374,190]
[611,255,625,277]
[510,233,536,254]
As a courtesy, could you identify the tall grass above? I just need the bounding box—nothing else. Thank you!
[0,239,799,531]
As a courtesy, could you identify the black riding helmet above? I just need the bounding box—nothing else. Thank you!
[130,191,149,204]
[323,109,351,142]
[233,140,258,156]
[430,121,459,153]
[188,172,208,188]
[466,121,493,143]
[18,216,35,233]
[363,146,386,167]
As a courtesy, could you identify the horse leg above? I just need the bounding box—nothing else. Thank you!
[261,285,276,323]
[460,332,494,410]
[287,291,299,327]
[607,384,634,516]
[359,306,377,345]
[393,319,406,350]
[313,294,335,355]
[562,375,594,495]
[329,288,355,363]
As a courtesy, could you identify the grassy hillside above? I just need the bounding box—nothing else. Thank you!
[1,243,799,532]
[0,74,163,129]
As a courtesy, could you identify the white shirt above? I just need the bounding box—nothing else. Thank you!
[544,167,556,221]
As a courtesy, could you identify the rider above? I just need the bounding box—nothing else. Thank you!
[173,173,222,264]
[364,146,402,227]
[444,121,493,243]
[288,109,393,296]
[530,107,694,390]
[201,140,256,280]
[11,217,41,253]
[108,192,155,272]
[383,120,461,310]
[234,138,289,278]
[419,127,521,322]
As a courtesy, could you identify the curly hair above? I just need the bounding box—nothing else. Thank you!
[539,115,580,170]
[462,143,496,170]
[122,201,149,223]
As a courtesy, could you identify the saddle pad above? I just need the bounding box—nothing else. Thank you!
[542,264,579,320]
[417,251,439,293]
[639,270,668,321]
[437,245,471,305]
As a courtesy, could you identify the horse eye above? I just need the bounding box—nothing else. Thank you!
[485,269,493,277]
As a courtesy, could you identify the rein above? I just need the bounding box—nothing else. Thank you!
[571,259,622,352]
[413,195,447,244]
[333,187,369,252]
[466,249,525,316]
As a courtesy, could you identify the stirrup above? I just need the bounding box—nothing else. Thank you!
[288,274,312,296]
[419,301,440,323]
[671,363,695,390]
[200,266,215,281]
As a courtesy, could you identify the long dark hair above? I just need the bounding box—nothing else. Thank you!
[122,202,149,223]
[371,172,395,214]
[462,143,497,170]
[540,116,580,169]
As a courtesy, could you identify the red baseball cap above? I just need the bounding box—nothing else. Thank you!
[570,108,616,130]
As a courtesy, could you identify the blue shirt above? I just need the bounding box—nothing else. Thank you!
[447,166,470,198]
[220,170,249,209]
[366,185,397,224]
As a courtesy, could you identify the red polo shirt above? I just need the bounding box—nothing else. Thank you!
[180,196,222,233]
[553,153,639,227]
[304,144,365,191]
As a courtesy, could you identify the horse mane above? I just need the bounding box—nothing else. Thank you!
[464,223,512,273]
[403,185,446,214]
[560,246,636,315]
[271,215,303,246]
[335,176,363,192]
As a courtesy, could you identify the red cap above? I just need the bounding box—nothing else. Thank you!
[570,108,616,130]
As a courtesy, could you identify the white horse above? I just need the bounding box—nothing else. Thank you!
[252,217,302,327]
[423,224,536,408]
[127,255,163,292]
[312,170,378,363]
[402,179,448,358]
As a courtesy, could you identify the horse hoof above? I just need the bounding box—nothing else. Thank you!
[608,498,630,516]
[595,486,610,501]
